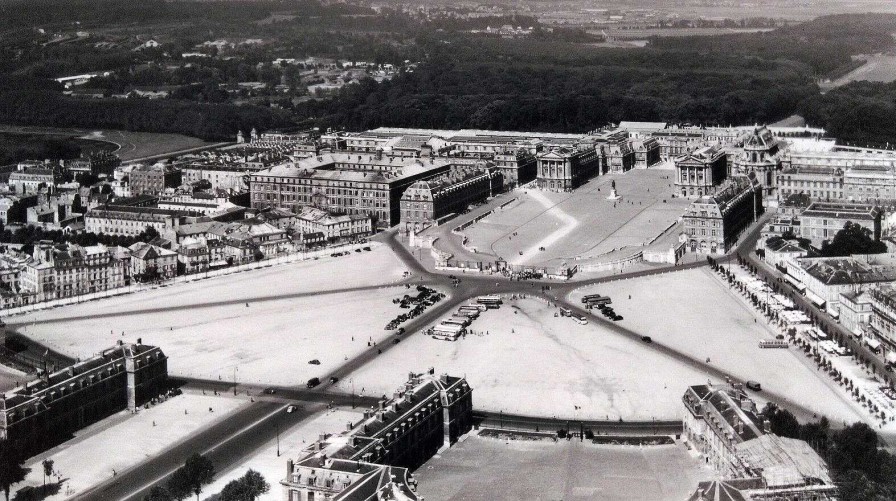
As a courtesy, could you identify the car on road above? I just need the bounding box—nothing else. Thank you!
[286,405,296,413]
[392,338,401,344]
[263,387,276,395]
[308,359,320,365]
[746,381,762,391]
[641,336,652,343]
[329,376,339,384]
[306,377,320,388]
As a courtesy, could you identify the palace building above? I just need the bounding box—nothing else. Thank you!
[281,370,473,501]
[1,341,167,459]
[682,176,763,254]
[249,153,455,229]
[675,145,729,198]
[683,383,837,501]
[400,165,502,231]
[535,146,600,191]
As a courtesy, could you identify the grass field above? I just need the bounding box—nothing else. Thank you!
[823,54,896,90]
[416,433,709,501]
[463,170,687,268]
[0,125,214,162]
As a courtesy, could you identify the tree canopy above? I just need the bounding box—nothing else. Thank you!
[218,470,270,501]
[819,222,885,257]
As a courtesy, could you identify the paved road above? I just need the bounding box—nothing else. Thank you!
[17,209,849,499]
[77,400,314,501]
[738,230,895,389]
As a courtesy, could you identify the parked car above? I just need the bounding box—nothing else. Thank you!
[306,377,320,388]
[286,405,296,413]
[308,359,321,365]
[641,336,652,343]
[329,376,339,384]
[746,381,762,391]
[263,387,276,395]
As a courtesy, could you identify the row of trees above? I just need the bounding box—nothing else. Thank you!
[0,224,160,254]
[143,455,268,501]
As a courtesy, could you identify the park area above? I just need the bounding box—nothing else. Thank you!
[822,54,896,90]
[6,244,416,386]
[346,296,713,420]
[0,125,215,162]
[415,432,709,501]
[460,169,688,268]
[573,268,865,425]
[13,390,246,500]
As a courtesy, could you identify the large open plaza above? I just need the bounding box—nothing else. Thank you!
[6,244,414,386]
[345,296,712,420]
[574,268,866,425]
[458,169,688,268]
[415,432,709,501]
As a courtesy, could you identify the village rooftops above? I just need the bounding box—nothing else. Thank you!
[799,255,896,286]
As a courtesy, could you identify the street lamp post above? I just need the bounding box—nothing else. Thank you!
[233,366,238,396]
[351,378,355,409]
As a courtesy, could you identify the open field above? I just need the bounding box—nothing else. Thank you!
[575,268,865,425]
[346,296,712,420]
[462,170,687,268]
[0,125,214,161]
[202,407,362,500]
[822,54,896,90]
[14,391,246,500]
[7,245,413,386]
[416,433,709,501]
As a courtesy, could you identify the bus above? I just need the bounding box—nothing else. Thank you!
[432,323,465,341]
[759,339,788,349]
[559,307,572,317]
[477,295,503,308]
[582,294,612,306]
[573,314,588,325]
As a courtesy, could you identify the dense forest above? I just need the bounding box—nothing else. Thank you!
[0,133,83,165]
[0,2,894,143]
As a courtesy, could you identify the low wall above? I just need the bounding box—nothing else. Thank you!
[577,251,644,273]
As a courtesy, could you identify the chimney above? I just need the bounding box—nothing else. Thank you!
[136,337,142,345]
[763,419,771,434]
[379,399,386,410]
[286,459,294,478]
[319,432,327,443]
[347,421,353,431]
